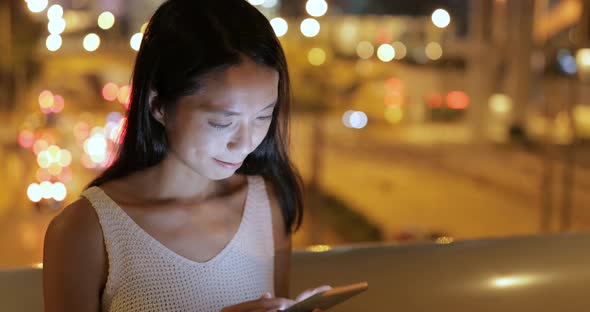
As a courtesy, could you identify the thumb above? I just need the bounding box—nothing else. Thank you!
[260,292,272,299]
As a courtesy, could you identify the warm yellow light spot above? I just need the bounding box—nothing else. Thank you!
[425,42,443,60]
[392,41,407,59]
[308,48,326,66]
[489,94,512,114]
[356,41,374,59]
[98,11,115,30]
[40,181,53,199]
[306,244,332,252]
[385,106,403,124]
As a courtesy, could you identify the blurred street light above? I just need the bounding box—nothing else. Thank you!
[130,33,143,51]
[27,0,48,13]
[306,0,328,17]
[270,17,288,37]
[83,33,100,51]
[431,8,451,28]
[300,18,320,37]
[98,11,115,30]
[575,48,590,80]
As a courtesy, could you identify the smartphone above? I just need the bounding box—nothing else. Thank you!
[281,282,369,312]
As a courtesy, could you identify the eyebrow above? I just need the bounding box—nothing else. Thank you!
[202,101,277,116]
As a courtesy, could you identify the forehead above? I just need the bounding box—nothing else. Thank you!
[192,61,279,109]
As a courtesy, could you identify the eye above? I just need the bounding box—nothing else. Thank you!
[208,121,232,129]
[257,115,273,121]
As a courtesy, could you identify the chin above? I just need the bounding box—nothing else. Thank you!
[205,168,237,181]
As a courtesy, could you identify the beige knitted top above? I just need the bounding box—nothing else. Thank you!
[81,175,275,312]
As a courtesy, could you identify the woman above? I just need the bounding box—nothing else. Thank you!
[43,0,329,311]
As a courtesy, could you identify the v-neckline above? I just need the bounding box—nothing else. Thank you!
[90,176,252,266]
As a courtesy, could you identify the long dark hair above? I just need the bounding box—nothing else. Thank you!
[88,0,303,234]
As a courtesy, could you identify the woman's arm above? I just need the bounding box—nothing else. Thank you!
[265,179,292,298]
[43,198,107,312]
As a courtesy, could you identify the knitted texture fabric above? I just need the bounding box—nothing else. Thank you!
[81,175,275,312]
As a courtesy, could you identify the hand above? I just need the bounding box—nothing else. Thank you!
[221,293,295,312]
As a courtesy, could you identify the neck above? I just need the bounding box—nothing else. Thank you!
[132,153,217,202]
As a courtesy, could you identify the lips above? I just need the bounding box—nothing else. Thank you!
[214,158,243,168]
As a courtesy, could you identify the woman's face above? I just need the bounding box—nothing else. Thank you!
[162,60,279,180]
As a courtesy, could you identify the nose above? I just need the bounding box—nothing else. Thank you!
[227,123,254,155]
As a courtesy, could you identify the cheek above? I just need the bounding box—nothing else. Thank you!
[252,124,272,148]
[168,120,218,154]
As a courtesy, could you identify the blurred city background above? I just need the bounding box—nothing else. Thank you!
[1,0,590,268]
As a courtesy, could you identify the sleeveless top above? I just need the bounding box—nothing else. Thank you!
[80,175,275,312]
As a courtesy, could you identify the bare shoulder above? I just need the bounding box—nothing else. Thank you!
[45,197,104,252]
[43,197,107,311]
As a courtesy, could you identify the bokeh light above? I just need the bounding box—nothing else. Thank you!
[117,85,131,108]
[270,18,288,37]
[51,182,67,201]
[377,44,395,62]
[308,48,326,66]
[130,33,143,51]
[33,140,49,155]
[83,33,100,52]
[46,34,62,51]
[38,90,54,111]
[426,92,443,108]
[40,181,53,199]
[432,9,451,28]
[392,41,407,60]
[58,149,72,167]
[300,18,320,37]
[52,94,64,113]
[489,94,512,114]
[558,49,577,74]
[385,106,404,124]
[98,11,115,30]
[102,82,119,101]
[342,110,368,129]
[27,184,43,203]
[262,0,279,8]
[356,41,374,60]
[425,42,443,60]
[48,18,66,35]
[18,130,35,149]
[27,0,49,13]
[446,91,470,109]
[306,0,328,17]
[47,4,63,20]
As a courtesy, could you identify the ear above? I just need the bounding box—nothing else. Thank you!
[148,90,165,126]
